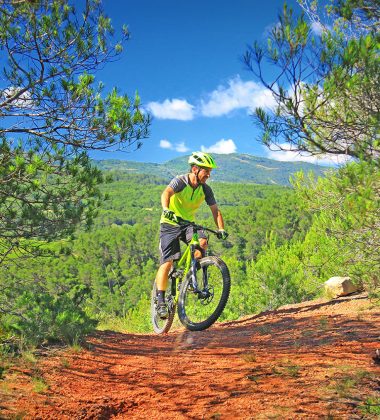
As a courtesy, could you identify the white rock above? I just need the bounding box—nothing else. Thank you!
[324,276,359,298]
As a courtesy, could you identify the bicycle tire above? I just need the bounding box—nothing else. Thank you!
[151,278,176,334]
[177,256,230,331]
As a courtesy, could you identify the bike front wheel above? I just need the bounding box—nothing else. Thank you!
[151,277,176,334]
[177,256,230,331]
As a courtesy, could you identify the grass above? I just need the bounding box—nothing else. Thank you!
[32,376,49,393]
[68,342,82,353]
[359,397,380,416]
[241,352,257,363]
[284,363,301,378]
[246,373,261,383]
[63,334,85,353]
[271,359,301,378]
[97,313,152,334]
[333,375,357,398]
[0,381,11,394]
[256,406,292,420]
[300,329,314,338]
[318,316,329,330]
[0,364,7,379]
[326,367,375,399]
[21,350,37,364]
[7,411,28,420]
[2,346,51,395]
[60,357,70,368]
[256,324,271,335]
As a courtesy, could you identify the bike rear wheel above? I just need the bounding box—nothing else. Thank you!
[151,277,176,334]
[177,256,230,331]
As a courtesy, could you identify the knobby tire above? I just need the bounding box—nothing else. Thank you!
[177,256,230,331]
[151,279,176,334]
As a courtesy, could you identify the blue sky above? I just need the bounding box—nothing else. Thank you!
[93,0,331,165]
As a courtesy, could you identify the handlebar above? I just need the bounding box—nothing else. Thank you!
[176,216,219,235]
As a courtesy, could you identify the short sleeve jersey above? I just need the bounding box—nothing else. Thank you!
[160,174,216,224]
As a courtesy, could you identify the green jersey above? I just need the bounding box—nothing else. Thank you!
[161,174,216,225]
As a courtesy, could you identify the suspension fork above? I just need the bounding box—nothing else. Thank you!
[202,265,209,289]
[189,245,210,296]
[170,274,177,296]
[189,243,199,290]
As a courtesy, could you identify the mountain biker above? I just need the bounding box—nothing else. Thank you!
[155,151,228,319]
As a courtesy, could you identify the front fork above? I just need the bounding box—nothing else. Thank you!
[189,244,210,299]
[189,244,199,289]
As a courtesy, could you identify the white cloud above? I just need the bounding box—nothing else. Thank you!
[266,143,352,166]
[175,142,189,153]
[160,139,172,149]
[311,21,324,36]
[147,99,195,120]
[201,139,237,154]
[159,139,189,153]
[200,76,275,117]
[146,76,275,121]
[1,86,33,108]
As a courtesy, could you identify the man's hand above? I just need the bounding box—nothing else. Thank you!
[163,209,178,223]
[216,229,228,240]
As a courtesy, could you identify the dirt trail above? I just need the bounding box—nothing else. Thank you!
[1,293,379,419]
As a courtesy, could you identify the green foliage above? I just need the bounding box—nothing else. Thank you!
[0,171,314,344]
[244,0,379,162]
[97,294,152,334]
[331,0,380,29]
[246,236,309,311]
[293,161,380,293]
[0,0,151,263]
[0,286,96,346]
[243,0,379,307]
[0,150,104,263]
[244,163,380,309]
[32,376,49,394]
[1,161,377,344]
[360,397,380,416]
[124,294,152,333]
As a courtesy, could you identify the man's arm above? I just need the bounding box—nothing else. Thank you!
[161,186,175,209]
[209,204,225,230]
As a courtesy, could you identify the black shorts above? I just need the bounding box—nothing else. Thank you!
[159,223,207,264]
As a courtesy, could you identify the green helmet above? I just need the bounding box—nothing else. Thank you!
[188,151,217,169]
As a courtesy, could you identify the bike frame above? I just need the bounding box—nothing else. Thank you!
[177,231,199,279]
[170,221,218,298]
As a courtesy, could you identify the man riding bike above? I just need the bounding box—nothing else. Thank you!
[155,151,228,319]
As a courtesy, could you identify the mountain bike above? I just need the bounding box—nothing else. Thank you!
[151,219,231,334]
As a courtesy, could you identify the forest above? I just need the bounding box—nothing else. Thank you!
[1,164,378,349]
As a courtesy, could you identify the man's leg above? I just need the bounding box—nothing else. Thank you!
[156,223,181,319]
[156,260,173,291]
[155,261,173,319]
[194,237,208,259]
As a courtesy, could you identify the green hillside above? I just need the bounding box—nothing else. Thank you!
[1,162,376,348]
[94,153,330,186]
[0,173,315,342]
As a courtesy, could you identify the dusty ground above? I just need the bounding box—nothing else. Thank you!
[1,293,379,419]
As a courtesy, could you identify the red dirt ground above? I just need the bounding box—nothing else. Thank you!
[1,293,379,419]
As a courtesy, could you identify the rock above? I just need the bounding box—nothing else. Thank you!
[373,349,380,365]
[324,276,359,298]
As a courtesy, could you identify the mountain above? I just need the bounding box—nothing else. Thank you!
[94,153,331,186]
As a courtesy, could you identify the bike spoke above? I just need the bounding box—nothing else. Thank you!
[184,266,222,320]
